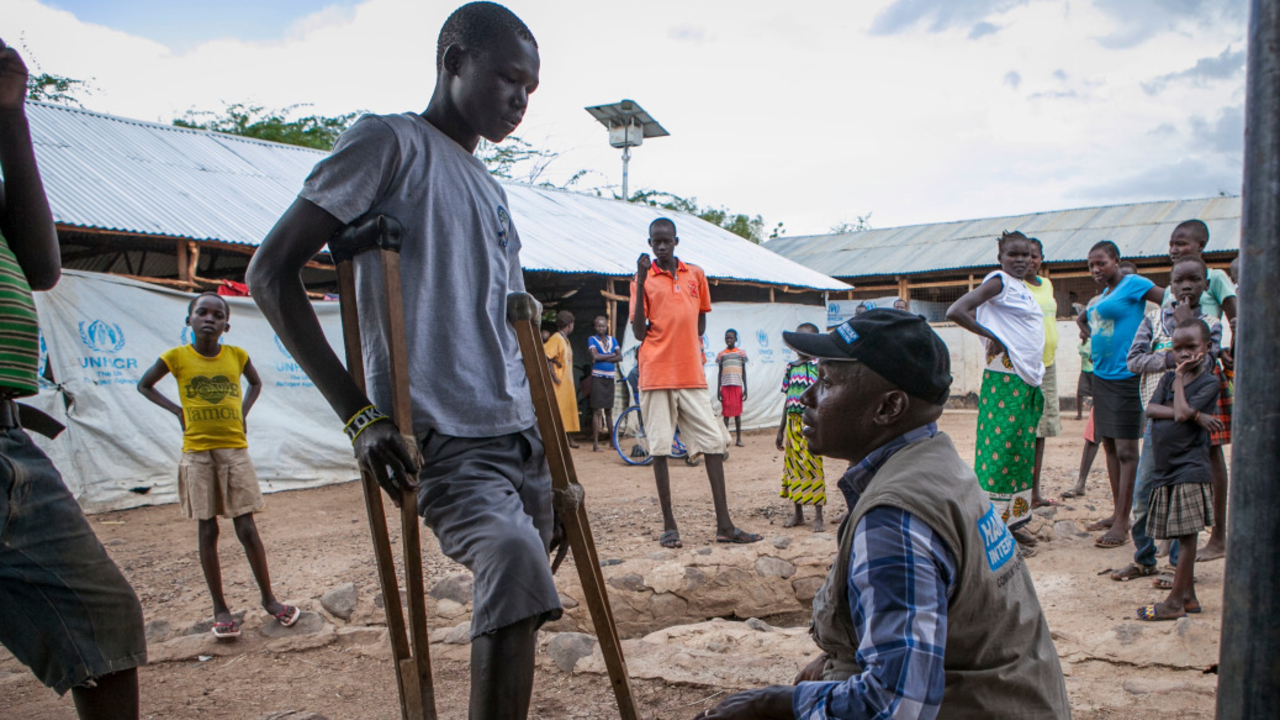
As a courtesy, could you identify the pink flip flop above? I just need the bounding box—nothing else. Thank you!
[273,605,301,627]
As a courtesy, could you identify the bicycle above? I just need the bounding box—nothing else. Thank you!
[612,379,694,466]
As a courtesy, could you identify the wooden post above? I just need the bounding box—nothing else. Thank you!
[187,242,200,283]
[176,241,189,283]
[607,278,618,340]
[968,274,975,291]
[897,276,910,303]
[769,288,775,302]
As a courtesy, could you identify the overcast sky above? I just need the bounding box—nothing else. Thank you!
[8,0,1249,235]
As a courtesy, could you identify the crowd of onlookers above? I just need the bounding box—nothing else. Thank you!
[946,220,1236,622]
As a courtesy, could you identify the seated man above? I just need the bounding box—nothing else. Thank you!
[697,310,1070,720]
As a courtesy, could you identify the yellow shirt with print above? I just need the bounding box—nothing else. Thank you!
[160,344,250,453]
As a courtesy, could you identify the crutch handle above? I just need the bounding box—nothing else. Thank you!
[331,213,404,262]
[506,292,541,323]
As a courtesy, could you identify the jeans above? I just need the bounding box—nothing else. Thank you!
[1132,422,1180,568]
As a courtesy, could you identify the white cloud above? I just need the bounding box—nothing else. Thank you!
[5,0,1247,233]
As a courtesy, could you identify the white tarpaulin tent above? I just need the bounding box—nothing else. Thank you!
[619,301,828,433]
[31,270,359,513]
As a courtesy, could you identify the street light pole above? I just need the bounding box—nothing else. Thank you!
[1216,1,1280,717]
[622,145,631,202]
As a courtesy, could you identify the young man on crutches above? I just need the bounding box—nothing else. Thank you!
[248,4,560,718]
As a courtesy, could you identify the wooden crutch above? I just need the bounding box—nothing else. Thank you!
[331,215,436,720]
[507,293,641,720]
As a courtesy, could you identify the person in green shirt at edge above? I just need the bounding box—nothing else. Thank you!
[0,39,146,719]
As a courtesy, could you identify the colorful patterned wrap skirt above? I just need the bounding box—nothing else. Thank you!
[975,369,1044,531]
[780,413,824,506]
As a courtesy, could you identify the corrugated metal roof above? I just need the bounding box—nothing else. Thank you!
[25,102,848,291]
[766,197,1241,279]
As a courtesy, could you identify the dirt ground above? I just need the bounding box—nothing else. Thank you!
[2,413,1225,719]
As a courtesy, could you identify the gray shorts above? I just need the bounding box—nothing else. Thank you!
[416,426,562,637]
[0,428,147,694]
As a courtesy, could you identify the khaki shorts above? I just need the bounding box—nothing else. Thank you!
[639,387,728,457]
[178,447,264,520]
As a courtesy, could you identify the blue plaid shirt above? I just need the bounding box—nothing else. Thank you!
[793,423,956,720]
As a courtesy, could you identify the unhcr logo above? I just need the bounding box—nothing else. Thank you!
[274,334,293,359]
[756,329,770,348]
[79,319,126,354]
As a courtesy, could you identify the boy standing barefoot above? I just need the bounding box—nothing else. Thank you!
[249,5,561,718]
[716,329,748,447]
[1137,318,1221,620]
[138,293,299,639]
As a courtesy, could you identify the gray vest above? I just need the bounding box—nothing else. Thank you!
[810,432,1070,719]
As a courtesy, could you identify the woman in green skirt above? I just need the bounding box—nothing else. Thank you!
[947,232,1046,531]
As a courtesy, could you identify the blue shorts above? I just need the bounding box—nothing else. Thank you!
[0,428,147,694]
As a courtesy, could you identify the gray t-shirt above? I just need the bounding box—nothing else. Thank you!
[300,113,535,438]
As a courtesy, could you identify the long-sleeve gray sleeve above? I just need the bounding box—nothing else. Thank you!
[1126,316,1169,375]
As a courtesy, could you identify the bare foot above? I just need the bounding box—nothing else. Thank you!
[1095,528,1128,548]
[591,446,602,453]
[1198,539,1226,562]
[1062,487,1086,499]
[1031,496,1060,509]
[811,518,825,533]
[567,439,580,449]
[735,440,744,447]
[783,511,804,528]
[1155,540,1171,558]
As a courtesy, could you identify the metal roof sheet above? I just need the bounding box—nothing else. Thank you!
[24,102,847,292]
[766,197,1242,279]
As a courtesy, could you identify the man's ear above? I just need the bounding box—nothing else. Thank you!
[673,236,680,246]
[441,44,466,78]
[874,390,910,427]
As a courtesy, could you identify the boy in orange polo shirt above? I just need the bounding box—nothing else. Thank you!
[630,217,761,549]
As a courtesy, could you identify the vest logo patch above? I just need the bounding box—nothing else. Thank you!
[978,503,1016,571]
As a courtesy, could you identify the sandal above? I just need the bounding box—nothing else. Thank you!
[1137,603,1186,622]
[1185,600,1202,614]
[273,605,301,628]
[1094,534,1126,548]
[1061,489,1085,499]
[715,528,763,544]
[1153,572,1198,590]
[659,529,682,549]
[211,620,241,639]
[1110,564,1158,582]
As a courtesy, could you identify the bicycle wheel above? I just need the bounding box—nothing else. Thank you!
[613,405,653,466]
[670,428,688,459]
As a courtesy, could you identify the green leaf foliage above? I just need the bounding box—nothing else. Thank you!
[173,103,359,151]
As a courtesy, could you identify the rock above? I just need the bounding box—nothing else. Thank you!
[695,547,712,555]
[546,632,598,673]
[321,583,358,620]
[255,711,331,720]
[682,567,708,594]
[104,538,126,547]
[754,556,796,579]
[145,619,172,644]
[442,623,471,645]
[608,573,647,593]
[558,593,579,610]
[183,610,246,637]
[649,592,688,619]
[771,536,791,549]
[147,633,238,663]
[434,598,469,622]
[1053,520,1082,538]
[266,624,336,653]
[1111,623,1144,646]
[1122,679,1208,695]
[791,576,825,603]
[600,558,624,567]
[429,573,474,605]
[745,617,771,632]
[644,550,677,561]
[1034,523,1056,542]
[1034,506,1059,519]
[259,611,327,639]
[335,626,385,647]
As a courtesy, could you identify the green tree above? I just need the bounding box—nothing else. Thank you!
[476,136,588,188]
[26,72,90,106]
[627,190,772,244]
[830,212,873,234]
[173,104,359,151]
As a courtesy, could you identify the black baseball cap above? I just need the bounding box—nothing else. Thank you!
[783,309,952,405]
